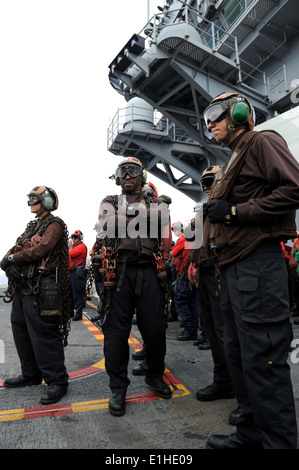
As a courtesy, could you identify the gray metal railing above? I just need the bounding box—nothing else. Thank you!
[107,105,196,150]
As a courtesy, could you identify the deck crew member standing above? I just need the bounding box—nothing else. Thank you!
[69,230,87,321]
[195,166,235,404]
[202,92,299,449]
[98,157,172,416]
[0,186,70,405]
[171,223,200,342]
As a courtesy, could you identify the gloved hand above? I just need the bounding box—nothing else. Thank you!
[5,264,21,281]
[207,201,239,225]
[0,257,12,271]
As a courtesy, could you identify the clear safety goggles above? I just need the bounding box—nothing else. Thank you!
[27,193,43,206]
[116,164,143,179]
[203,98,237,126]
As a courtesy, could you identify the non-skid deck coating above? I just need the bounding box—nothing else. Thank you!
[1,287,299,452]
[0,306,190,423]
[0,319,190,422]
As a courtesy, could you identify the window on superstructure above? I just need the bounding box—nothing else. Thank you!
[204,17,225,48]
[222,0,245,26]
[188,0,200,28]
[202,0,246,49]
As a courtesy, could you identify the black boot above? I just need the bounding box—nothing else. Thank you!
[72,313,82,321]
[206,432,261,449]
[132,362,146,376]
[40,384,68,405]
[177,331,197,341]
[4,374,42,388]
[145,376,172,399]
[196,382,235,401]
[109,391,126,416]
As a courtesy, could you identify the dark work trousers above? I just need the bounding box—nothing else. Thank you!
[102,262,168,393]
[10,290,68,386]
[69,268,86,317]
[220,241,297,449]
[289,269,299,314]
[197,264,232,387]
[169,268,178,318]
[174,274,201,335]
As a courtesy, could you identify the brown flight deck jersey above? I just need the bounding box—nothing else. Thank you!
[98,191,170,261]
[6,213,64,278]
[202,130,299,265]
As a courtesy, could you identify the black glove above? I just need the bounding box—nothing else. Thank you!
[207,201,239,226]
[0,257,11,271]
[5,264,21,281]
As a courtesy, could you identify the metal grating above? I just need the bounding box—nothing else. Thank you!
[158,36,238,78]
[227,0,281,45]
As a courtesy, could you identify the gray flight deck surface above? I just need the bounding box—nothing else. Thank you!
[0,286,299,454]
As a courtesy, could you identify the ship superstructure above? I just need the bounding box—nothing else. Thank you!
[107,0,299,201]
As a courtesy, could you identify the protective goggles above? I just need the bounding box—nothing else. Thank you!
[203,98,237,126]
[116,164,143,179]
[27,193,43,206]
[201,175,215,190]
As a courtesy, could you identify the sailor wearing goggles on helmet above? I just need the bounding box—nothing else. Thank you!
[202,92,299,450]
[0,185,69,406]
[98,156,172,417]
[116,163,143,179]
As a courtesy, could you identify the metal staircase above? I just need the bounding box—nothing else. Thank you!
[107,0,299,201]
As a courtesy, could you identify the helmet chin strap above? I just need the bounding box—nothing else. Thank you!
[221,118,246,147]
[35,207,48,218]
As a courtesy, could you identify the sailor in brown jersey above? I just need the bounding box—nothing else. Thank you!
[202,93,299,449]
[98,157,172,416]
[0,186,70,405]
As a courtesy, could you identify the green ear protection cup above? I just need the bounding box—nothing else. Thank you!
[43,196,54,210]
[231,101,250,124]
[43,187,56,210]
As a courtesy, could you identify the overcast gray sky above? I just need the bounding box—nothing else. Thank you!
[0,0,196,280]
